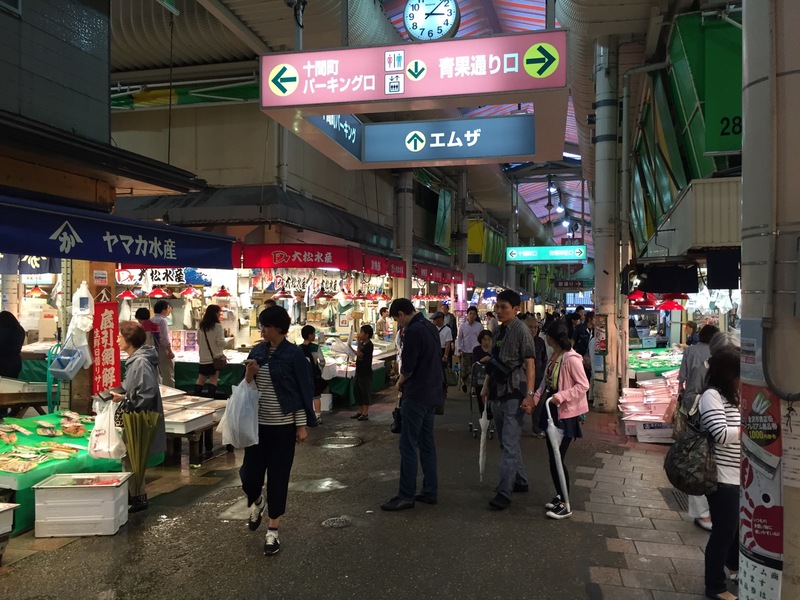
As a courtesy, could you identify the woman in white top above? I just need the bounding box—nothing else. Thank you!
[699,345,741,600]
[194,304,226,398]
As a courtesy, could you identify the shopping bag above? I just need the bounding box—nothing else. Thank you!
[88,399,127,459]
[445,368,459,387]
[218,380,259,448]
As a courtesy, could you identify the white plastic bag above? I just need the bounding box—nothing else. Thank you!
[218,380,259,448]
[88,399,127,459]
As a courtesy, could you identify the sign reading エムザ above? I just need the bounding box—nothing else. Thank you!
[260,31,565,109]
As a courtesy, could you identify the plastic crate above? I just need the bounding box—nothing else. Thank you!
[33,473,130,538]
[49,348,85,381]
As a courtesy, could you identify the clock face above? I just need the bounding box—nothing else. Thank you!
[403,0,461,42]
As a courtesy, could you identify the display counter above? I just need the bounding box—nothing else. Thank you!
[627,348,683,381]
[0,412,121,534]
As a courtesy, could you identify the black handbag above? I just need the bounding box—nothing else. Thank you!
[390,407,402,434]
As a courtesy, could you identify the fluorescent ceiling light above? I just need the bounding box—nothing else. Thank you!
[562,219,570,228]
[563,152,581,160]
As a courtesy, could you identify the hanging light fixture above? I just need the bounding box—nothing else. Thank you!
[180,286,198,297]
[25,285,46,297]
[628,289,644,301]
[272,289,293,300]
[212,285,232,298]
[314,289,333,301]
[116,289,137,300]
[148,287,171,298]
[657,300,686,311]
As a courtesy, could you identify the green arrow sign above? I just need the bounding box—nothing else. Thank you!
[270,65,298,95]
[405,131,426,152]
[506,245,587,263]
[407,60,427,81]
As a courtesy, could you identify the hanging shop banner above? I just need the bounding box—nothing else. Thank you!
[364,115,535,164]
[739,382,784,599]
[363,253,388,275]
[388,259,406,278]
[260,31,566,110]
[92,303,121,395]
[116,267,187,286]
[430,267,445,282]
[242,244,362,271]
[0,195,235,269]
[0,253,61,274]
[448,270,463,284]
[414,264,431,279]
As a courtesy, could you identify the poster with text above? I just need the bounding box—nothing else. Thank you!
[92,303,121,394]
[740,382,784,584]
[594,314,608,355]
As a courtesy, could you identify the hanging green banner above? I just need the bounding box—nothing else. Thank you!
[704,19,742,154]
[434,188,452,250]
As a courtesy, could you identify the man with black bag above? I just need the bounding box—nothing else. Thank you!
[481,290,537,511]
[381,298,443,511]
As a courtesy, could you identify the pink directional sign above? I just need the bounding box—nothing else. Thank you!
[260,31,566,109]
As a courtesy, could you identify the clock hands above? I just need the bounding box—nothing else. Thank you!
[425,0,445,19]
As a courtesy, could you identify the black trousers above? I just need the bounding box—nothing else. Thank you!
[546,435,573,499]
[240,424,297,520]
[705,483,739,595]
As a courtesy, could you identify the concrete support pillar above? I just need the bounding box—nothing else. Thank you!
[741,2,800,597]
[592,37,619,413]
[505,185,519,290]
[395,171,414,299]
[458,171,469,308]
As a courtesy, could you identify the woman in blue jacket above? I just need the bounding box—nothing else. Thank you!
[240,306,317,555]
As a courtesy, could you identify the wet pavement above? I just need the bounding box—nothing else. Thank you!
[0,389,695,600]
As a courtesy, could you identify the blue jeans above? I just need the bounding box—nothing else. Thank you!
[398,400,438,500]
[491,398,528,498]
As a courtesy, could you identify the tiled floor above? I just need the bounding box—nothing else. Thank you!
[578,446,715,599]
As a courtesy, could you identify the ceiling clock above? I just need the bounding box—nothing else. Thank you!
[403,0,461,42]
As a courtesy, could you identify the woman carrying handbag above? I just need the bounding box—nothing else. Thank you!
[195,305,227,398]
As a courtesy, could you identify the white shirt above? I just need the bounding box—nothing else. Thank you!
[437,326,453,350]
[456,320,483,355]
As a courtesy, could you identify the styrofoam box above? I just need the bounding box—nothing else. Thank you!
[164,408,215,434]
[190,399,228,422]
[636,422,675,444]
[0,503,20,536]
[33,473,131,538]
[0,377,51,393]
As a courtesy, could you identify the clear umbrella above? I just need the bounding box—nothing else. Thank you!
[545,401,570,511]
[478,402,490,482]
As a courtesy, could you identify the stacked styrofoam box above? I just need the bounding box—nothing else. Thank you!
[620,371,679,443]
[0,503,19,535]
[33,473,131,538]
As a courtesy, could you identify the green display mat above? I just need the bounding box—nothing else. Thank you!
[628,348,682,375]
[0,412,122,534]
[326,367,387,406]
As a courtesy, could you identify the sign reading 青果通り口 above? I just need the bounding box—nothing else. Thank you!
[260,31,565,110]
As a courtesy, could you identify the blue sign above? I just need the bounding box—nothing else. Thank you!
[307,114,363,161]
[362,114,535,163]
[0,195,236,269]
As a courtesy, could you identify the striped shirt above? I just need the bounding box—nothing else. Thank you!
[255,349,306,426]
[699,388,741,485]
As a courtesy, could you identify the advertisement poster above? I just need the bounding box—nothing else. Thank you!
[594,314,608,355]
[739,318,764,384]
[781,401,800,489]
[92,303,120,395]
[739,382,783,599]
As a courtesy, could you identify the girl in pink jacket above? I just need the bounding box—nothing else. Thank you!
[532,320,590,520]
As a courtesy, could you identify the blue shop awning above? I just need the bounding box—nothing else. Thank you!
[0,194,236,269]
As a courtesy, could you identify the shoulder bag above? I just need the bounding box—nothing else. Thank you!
[204,329,228,371]
[663,403,718,496]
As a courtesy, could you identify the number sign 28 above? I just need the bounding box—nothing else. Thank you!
[720,116,742,136]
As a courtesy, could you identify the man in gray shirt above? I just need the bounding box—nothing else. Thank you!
[455,306,483,392]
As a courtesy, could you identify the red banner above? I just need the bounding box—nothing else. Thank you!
[92,302,121,394]
[363,253,388,275]
[449,270,463,284]
[467,272,475,287]
[430,267,445,282]
[414,263,430,279]
[242,244,362,270]
[388,259,406,278]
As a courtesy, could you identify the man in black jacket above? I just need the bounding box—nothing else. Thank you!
[381,298,444,511]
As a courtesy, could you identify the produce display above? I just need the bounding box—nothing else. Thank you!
[0,412,94,474]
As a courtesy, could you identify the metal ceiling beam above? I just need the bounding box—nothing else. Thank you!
[196,0,271,55]
[111,60,258,86]
[477,0,504,33]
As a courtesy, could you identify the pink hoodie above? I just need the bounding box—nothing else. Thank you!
[533,348,590,420]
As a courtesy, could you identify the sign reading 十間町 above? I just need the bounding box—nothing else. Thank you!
[506,245,587,263]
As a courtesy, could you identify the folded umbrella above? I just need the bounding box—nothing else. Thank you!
[545,402,570,511]
[478,403,490,482]
[122,410,162,493]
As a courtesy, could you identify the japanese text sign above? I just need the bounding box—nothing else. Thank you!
[506,245,587,263]
[0,195,235,269]
[388,259,406,278]
[116,267,186,286]
[260,31,566,110]
[430,267,445,282]
[415,264,431,279]
[363,114,535,163]
[92,303,121,395]
[242,244,362,271]
[363,253,388,275]
[307,114,363,160]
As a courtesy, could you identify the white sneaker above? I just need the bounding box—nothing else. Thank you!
[248,496,265,531]
[263,530,281,555]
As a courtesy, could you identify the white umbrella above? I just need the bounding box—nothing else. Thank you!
[545,401,570,511]
[478,402,490,482]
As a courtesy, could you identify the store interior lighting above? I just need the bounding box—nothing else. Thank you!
[147,287,171,298]
[313,289,333,301]
[657,300,686,311]
[116,290,137,300]
[25,285,46,297]
[212,286,231,298]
